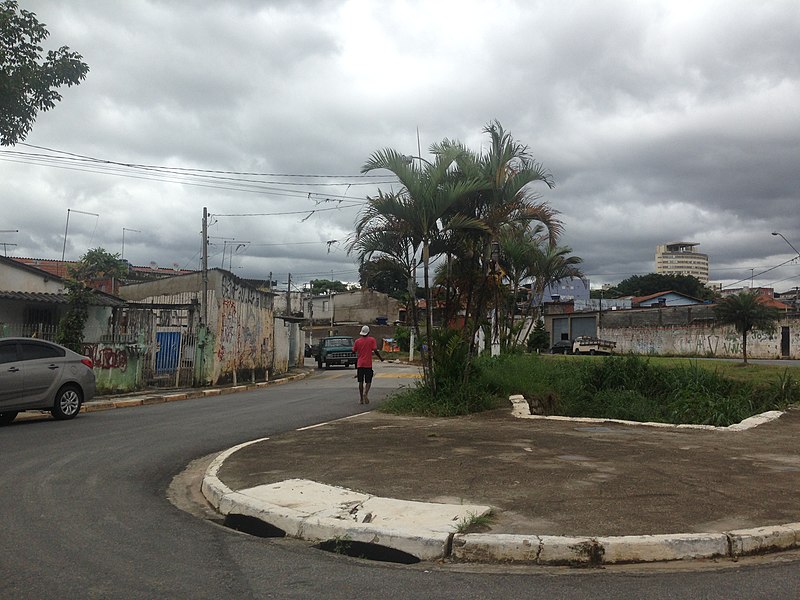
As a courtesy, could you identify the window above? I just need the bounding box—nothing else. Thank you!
[20,342,64,361]
[25,306,55,326]
[0,342,17,364]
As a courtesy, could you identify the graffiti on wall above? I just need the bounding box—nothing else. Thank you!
[83,343,128,372]
[221,275,262,306]
[606,321,795,359]
[215,294,272,374]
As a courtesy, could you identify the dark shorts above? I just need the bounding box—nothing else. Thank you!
[357,367,374,384]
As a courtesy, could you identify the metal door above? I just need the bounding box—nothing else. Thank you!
[155,331,181,373]
[781,326,790,358]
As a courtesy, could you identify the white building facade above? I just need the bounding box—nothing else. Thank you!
[655,242,709,283]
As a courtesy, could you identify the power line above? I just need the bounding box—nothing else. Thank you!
[0,154,377,203]
[15,142,394,179]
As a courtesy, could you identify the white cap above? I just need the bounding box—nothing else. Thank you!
[360,325,370,336]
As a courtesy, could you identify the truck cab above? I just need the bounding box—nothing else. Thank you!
[316,336,357,369]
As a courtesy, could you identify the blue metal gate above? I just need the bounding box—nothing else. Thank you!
[155,331,181,373]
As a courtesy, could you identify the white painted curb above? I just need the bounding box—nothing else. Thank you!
[201,437,268,509]
[202,447,490,561]
[510,394,784,431]
[201,404,800,565]
[452,527,800,565]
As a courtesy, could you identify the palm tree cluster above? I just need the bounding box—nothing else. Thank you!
[349,121,582,391]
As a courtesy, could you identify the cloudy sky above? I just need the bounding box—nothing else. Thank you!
[2,0,799,293]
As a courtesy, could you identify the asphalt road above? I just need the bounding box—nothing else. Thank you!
[2,360,800,599]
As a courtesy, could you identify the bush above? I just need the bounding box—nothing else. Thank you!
[393,325,411,352]
[473,353,791,426]
[380,379,499,417]
[381,347,795,425]
[527,319,549,353]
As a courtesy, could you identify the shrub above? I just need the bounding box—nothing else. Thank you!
[527,319,549,353]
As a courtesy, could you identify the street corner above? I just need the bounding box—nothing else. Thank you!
[206,477,493,561]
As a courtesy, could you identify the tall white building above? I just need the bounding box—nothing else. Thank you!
[655,242,709,283]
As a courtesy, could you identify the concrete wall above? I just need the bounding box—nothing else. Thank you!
[306,290,401,325]
[273,319,289,374]
[82,341,146,394]
[206,271,274,384]
[120,269,277,385]
[599,306,800,359]
[602,321,800,359]
[0,261,65,293]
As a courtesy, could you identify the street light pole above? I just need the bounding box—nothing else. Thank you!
[772,232,800,260]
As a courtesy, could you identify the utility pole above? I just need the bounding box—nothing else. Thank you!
[286,273,292,315]
[201,207,208,326]
[308,290,314,347]
[329,290,334,336]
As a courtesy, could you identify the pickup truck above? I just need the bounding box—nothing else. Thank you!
[316,336,357,369]
[572,336,616,355]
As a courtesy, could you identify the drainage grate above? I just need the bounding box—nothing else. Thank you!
[316,539,421,564]
[223,514,287,538]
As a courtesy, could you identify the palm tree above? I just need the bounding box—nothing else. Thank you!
[353,146,484,390]
[435,121,560,360]
[528,244,584,315]
[496,226,537,349]
[714,291,780,364]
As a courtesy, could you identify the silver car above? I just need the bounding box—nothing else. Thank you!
[0,338,96,425]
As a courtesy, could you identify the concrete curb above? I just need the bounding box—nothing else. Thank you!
[202,459,491,561]
[199,396,800,566]
[451,524,800,565]
[202,438,800,565]
[508,394,785,432]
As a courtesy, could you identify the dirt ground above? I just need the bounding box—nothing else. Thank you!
[216,406,800,537]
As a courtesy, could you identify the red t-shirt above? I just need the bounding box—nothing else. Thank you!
[353,336,377,368]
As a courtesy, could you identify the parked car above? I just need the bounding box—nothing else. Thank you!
[0,338,96,425]
[549,340,573,354]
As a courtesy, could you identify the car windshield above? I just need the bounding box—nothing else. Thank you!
[326,338,353,347]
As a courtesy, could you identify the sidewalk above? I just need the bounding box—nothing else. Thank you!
[14,367,313,421]
[202,403,800,565]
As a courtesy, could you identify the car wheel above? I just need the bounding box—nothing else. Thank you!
[52,385,82,420]
[589,349,597,356]
[0,411,18,426]
[317,357,322,369]
[324,361,330,370]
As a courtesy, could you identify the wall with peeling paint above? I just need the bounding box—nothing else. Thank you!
[600,306,800,359]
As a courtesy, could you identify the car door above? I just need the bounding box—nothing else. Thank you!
[19,341,65,407]
[0,341,22,410]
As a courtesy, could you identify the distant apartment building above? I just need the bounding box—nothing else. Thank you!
[655,242,709,283]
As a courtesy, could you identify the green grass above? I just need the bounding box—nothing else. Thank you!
[380,350,799,425]
[483,353,799,427]
[454,511,494,533]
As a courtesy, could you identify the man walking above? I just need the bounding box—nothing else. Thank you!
[353,325,383,404]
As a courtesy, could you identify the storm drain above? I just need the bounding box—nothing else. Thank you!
[316,539,421,564]
[223,514,287,538]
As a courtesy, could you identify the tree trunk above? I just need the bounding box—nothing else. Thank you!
[742,330,748,365]
[422,240,436,394]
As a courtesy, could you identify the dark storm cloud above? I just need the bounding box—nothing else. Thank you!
[2,0,799,290]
